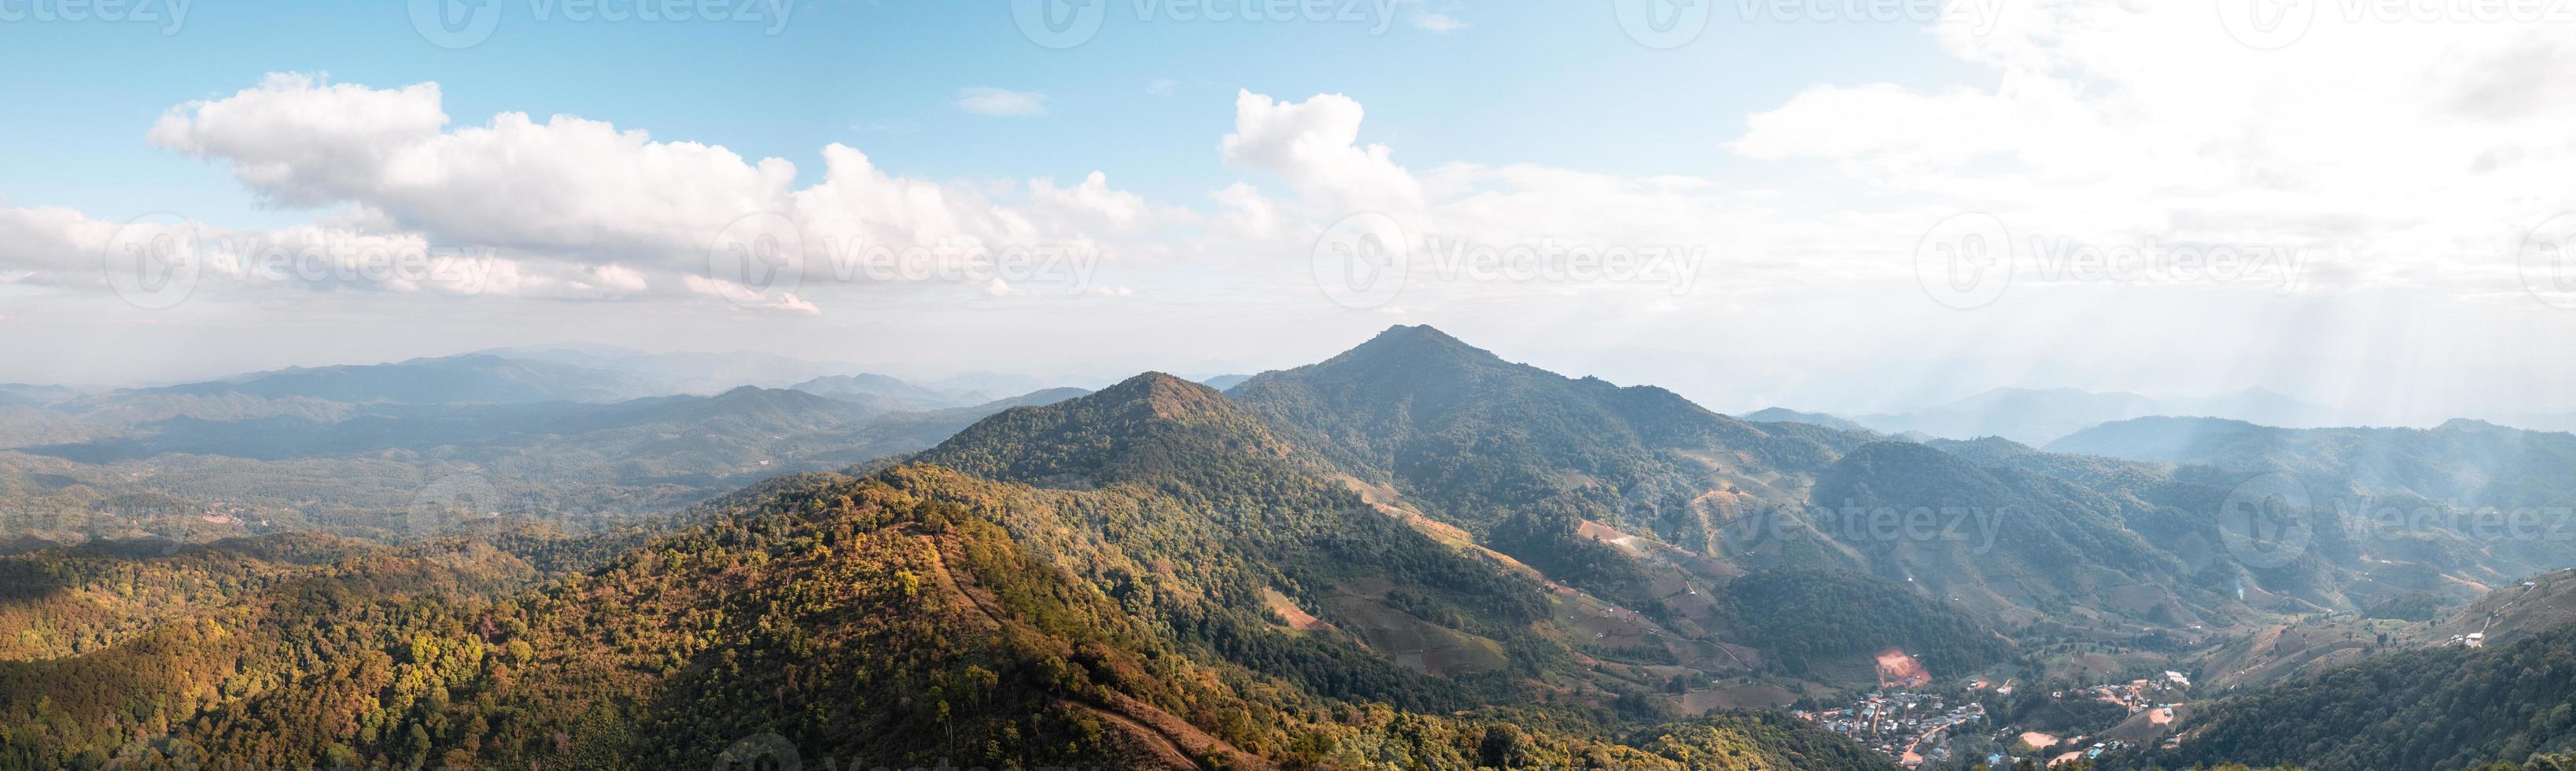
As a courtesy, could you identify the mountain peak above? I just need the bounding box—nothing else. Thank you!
[1357,323,1479,353]
[915,371,1314,494]
[1093,371,1230,419]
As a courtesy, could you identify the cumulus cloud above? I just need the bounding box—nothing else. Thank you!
[1221,90,1424,218]
[1730,0,2576,293]
[115,73,1169,308]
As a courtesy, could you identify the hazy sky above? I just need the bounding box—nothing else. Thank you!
[4,1,2575,423]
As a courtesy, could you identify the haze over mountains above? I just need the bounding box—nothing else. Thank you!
[1746,386,2350,447]
[2,325,2575,769]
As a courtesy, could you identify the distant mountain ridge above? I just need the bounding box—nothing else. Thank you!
[99,353,661,406]
[2048,415,2576,510]
[1741,407,1869,433]
[1784,386,2348,445]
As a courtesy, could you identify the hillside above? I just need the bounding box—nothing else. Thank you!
[0,377,1903,769]
[1228,325,1848,552]
[2047,416,2576,511]
[1807,441,2208,622]
[2112,621,2576,770]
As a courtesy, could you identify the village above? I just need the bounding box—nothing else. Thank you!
[1794,691,1988,768]
[1795,670,2194,768]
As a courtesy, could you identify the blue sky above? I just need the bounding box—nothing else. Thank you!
[0,2,1967,223]
[5,2,2576,425]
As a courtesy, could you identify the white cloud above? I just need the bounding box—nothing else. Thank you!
[1730,0,2576,295]
[150,73,798,260]
[119,73,1164,309]
[1221,90,1423,217]
[20,46,2576,421]
[953,87,1049,116]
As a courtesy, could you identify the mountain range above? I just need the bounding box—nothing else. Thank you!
[2,326,2574,769]
[1756,386,2347,446]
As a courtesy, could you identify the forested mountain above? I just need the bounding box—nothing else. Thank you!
[2109,620,2576,770]
[2049,415,2576,511]
[1804,441,2209,623]
[0,371,1900,770]
[14,325,2576,769]
[1228,325,1844,552]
